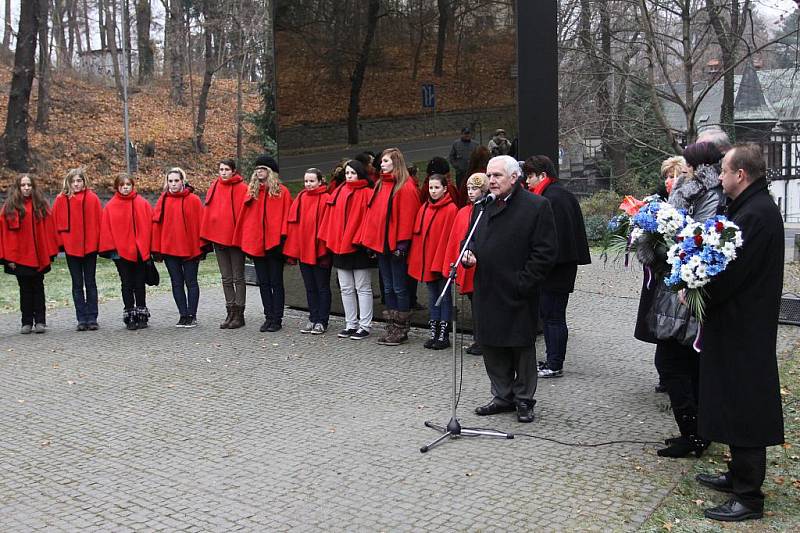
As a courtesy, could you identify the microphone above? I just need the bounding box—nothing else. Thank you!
[478,193,497,206]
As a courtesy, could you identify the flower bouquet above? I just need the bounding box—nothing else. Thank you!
[664,215,743,323]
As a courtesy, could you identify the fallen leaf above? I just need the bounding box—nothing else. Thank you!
[692,499,704,506]
[774,476,785,485]
[40,440,50,447]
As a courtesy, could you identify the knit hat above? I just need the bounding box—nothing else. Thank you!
[254,154,279,173]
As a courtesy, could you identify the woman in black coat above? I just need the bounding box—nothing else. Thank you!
[523,155,591,378]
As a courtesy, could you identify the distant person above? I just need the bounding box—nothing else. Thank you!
[694,144,785,523]
[52,168,102,331]
[696,126,732,155]
[458,145,490,206]
[1,174,59,334]
[488,128,512,157]
[523,155,591,379]
[449,127,479,187]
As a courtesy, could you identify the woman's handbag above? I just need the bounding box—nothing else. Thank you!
[145,259,160,286]
[647,283,698,347]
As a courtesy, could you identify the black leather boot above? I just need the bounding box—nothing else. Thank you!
[657,412,710,458]
[424,320,439,349]
[433,321,451,350]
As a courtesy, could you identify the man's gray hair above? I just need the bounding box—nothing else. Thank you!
[697,126,732,153]
[489,155,521,178]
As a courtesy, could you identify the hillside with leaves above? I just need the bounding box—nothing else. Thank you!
[0,65,263,193]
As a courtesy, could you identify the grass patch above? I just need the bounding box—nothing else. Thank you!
[0,255,223,315]
[640,339,800,531]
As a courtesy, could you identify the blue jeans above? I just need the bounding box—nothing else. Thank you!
[253,254,285,321]
[66,253,98,324]
[164,255,200,317]
[539,289,570,370]
[299,263,332,326]
[426,278,452,321]
[377,253,410,312]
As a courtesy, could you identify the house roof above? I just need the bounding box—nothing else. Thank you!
[660,64,800,132]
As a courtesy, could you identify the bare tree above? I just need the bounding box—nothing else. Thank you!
[433,0,449,76]
[136,0,153,83]
[163,0,184,105]
[1,0,12,59]
[36,0,51,132]
[1,0,41,171]
[104,0,125,100]
[347,0,380,144]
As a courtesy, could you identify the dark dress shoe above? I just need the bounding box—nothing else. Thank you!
[266,321,282,332]
[657,435,710,458]
[474,401,515,416]
[516,401,535,423]
[695,472,734,493]
[704,499,762,522]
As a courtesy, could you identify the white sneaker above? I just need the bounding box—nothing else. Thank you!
[300,321,314,334]
[311,323,326,335]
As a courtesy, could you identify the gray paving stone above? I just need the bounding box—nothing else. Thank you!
[0,256,795,531]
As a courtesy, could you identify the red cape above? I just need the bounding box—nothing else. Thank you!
[52,190,102,257]
[1,198,59,271]
[200,174,248,246]
[441,204,476,294]
[408,194,458,282]
[99,191,153,262]
[152,188,206,259]
[358,174,421,253]
[284,186,330,264]
[232,184,291,257]
[320,179,371,255]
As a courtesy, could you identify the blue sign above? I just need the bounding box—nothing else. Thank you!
[422,84,435,108]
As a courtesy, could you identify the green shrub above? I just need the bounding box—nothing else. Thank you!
[580,190,621,219]
[584,214,610,242]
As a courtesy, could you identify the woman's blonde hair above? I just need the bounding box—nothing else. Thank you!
[248,166,282,198]
[377,147,410,194]
[163,167,187,191]
[660,156,686,180]
[466,172,489,192]
[61,167,92,196]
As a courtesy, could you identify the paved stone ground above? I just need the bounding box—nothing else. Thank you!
[0,260,794,531]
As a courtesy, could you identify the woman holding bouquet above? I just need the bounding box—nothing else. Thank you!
[642,142,725,458]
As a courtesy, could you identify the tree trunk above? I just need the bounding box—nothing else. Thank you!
[36,0,51,132]
[347,0,380,145]
[194,1,218,153]
[123,0,132,77]
[98,0,107,50]
[167,0,184,105]
[433,0,448,77]
[52,0,69,68]
[82,0,92,52]
[2,0,12,58]
[68,0,81,57]
[135,0,153,84]
[2,0,40,171]
[105,0,124,100]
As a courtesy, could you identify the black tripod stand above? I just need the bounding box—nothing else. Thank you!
[420,200,513,453]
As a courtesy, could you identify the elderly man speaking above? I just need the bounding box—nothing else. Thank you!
[462,155,557,422]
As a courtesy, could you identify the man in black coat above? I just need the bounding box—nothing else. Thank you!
[693,143,785,522]
[462,156,557,423]
[523,155,591,378]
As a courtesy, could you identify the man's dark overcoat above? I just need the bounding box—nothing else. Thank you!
[471,191,557,347]
[698,178,785,447]
[541,181,591,292]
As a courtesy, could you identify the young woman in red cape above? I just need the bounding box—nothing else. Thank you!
[320,159,376,340]
[1,174,59,334]
[99,174,154,330]
[440,172,489,355]
[152,167,207,328]
[52,168,103,331]
[200,158,248,329]
[358,148,421,345]
[408,173,458,349]
[232,156,291,332]
[284,168,331,334]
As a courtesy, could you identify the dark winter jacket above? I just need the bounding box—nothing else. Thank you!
[539,181,591,292]
[698,178,785,447]
[469,191,557,347]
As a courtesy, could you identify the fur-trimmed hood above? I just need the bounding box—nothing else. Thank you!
[668,164,720,212]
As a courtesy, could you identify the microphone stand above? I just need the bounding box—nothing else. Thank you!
[420,199,513,453]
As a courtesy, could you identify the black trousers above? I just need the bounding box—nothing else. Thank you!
[482,344,538,405]
[17,273,46,325]
[114,258,147,310]
[654,339,699,415]
[728,446,766,511]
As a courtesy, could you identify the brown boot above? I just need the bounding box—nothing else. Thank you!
[393,310,412,344]
[377,309,397,345]
[220,305,234,329]
[228,305,245,329]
